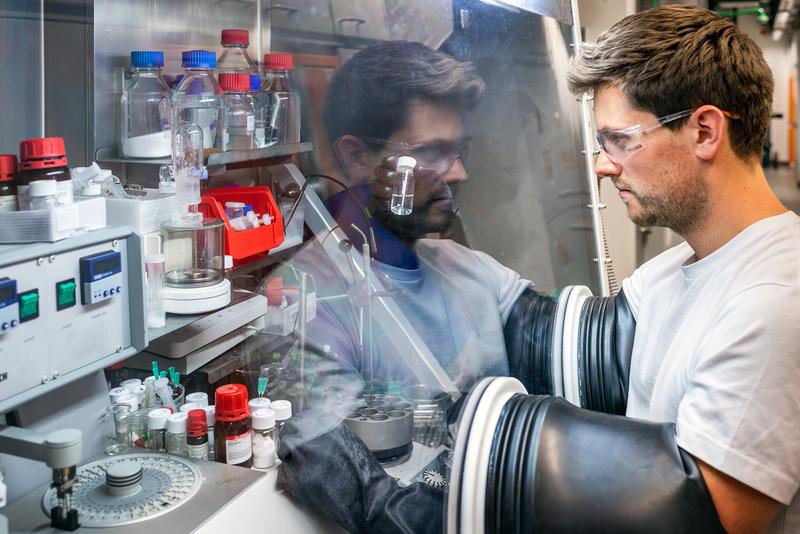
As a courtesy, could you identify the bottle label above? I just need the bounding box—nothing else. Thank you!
[188,441,209,460]
[0,196,16,212]
[225,430,252,465]
[17,180,74,211]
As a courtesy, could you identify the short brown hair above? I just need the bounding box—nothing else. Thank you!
[568,5,773,160]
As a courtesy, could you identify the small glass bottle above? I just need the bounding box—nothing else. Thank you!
[214,384,252,467]
[27,180,59,211]
[204,405,216,462]
[186,409,209,460]
[0,155,18,212]
[166,412,188,456]
[16,137,73,210]
[105,404,132,455]
[172,50,224,150]
[251,408,277,470]
[270,400,292,457]
[129,408,149,448]
[391,156,417,216]
[147,408,171,452]
[218,73,255,150]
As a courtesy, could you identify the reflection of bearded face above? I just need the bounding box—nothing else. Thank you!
[369,179,459,243]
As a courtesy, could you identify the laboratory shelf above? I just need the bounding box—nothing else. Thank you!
[95,142,313,168]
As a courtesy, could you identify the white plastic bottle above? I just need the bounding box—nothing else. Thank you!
[27,180,59,210]
[166,412,188,456]
[172,50,224,151]
[120,51,172,158]
[258,53,301,147]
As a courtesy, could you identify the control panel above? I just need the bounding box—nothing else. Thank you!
[80,250,124,305]
[0,278,19,333]
[0,228,145,411]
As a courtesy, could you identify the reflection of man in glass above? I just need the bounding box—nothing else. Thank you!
[276,41,538,395]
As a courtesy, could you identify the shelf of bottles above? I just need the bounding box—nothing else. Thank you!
[95,142,313,168]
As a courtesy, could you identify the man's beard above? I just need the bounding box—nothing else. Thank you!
[369,196,458,244]
[620,172,710,236]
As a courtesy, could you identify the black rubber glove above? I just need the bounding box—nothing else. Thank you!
[278,411,445,534]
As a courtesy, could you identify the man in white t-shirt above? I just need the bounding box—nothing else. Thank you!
[567,5,800,532]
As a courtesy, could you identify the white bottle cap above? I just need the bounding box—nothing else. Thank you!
[166,412,188,434]
[109,386,129,402]
[396,156,417,171]
[147,408,172,430]
[120,379,142,393]
[204,405,216,426]
[185,392,209,407]
[179,402,203,413]
[115,394,138,411]
[271,400,292,421]
[251,408,276,430]
[249,397,271,411]
[261,213,273,225]
[82,181,102,196]
[29,180,58,198]
[133,384,146,403]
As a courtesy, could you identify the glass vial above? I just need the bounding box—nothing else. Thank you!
[270,400,292,458]
[147,408,171,452]
[251,408,277,469]
[391,156,417,216]
[186,409,209,460]
[166,412,188,456]
[204,405,216,461]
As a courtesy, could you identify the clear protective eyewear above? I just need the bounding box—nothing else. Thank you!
[595,108,742,163]
[360,136,471,175]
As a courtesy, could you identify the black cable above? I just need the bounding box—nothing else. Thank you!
[282,173,376,254]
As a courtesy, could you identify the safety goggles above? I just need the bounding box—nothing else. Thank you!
[596,108,741,163]
[360,136,471,175]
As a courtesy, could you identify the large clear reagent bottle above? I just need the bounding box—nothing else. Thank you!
[258,53,301,147]
[172,50,224,151]
[120,51,172,158]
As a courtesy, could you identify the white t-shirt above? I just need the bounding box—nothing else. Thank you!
[623,211,800,533]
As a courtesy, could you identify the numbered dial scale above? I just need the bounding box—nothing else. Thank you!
[42,453,201,527]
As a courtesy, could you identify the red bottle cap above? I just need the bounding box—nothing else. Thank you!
[221,29,249,46]
[263,53,293,71]
[0,155,17,182]
[215,384,250,422]
[18,137,68,170]
[187,409,209,437]
[266,277,284,306]
[218,72,251,92]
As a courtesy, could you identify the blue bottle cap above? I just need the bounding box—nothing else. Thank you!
[131,50,164,68]
[244,204,254,214]
[182,50,216,69]
[249,74,261,92]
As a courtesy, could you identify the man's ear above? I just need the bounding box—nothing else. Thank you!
[693,105,726,161]
[333,135,371,185]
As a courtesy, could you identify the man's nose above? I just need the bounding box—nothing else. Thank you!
[444,158,468,185]
[594,150,621,179]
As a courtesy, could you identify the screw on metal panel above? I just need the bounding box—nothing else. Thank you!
[52,371,60,379]
[49,255,56,263]
[112,240,119,247]
[116,345,123,352]
[36,258,45,266]
[41,376,49,384]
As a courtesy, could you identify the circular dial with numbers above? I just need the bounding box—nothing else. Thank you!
[42,453,201,527]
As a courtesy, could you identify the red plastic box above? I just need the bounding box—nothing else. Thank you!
[199,186,285,260]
